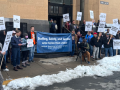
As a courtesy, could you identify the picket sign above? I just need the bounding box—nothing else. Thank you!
[98,22,106,32]
[118,24,120,31]
[99,13,106,22]
[76,12,82,21]
[13,15,20,28]
[0,17,6,31]
[90,10,94,19]
[63,13,69,22]
[113,39,120,49]
[2,31,13,53]
[113,19,118,25]
[27,39,33,48]
[109,24,119,36]
[85,21,92,31]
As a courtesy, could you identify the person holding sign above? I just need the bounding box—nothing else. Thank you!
[11,30,23,71]
[28,26,37,62]
[21,33,30,67]
[103,34,113,57]
[90,32,101,60]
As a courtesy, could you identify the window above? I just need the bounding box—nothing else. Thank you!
[49,0,63,4]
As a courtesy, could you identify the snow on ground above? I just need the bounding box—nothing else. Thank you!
[3,56,120,90]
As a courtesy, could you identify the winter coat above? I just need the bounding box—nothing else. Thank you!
[103,37,113,48]
[11,36,22,48]
[21,38,31,51]
[90,37,102,47]
[85,34,94,44]
[79,42,89,53]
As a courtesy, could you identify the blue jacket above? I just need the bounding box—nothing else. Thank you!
[21,38,31,51]
[11,36,22,48]
[85,34,94,44]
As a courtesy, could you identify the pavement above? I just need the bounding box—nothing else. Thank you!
[2,53,98,84]
[34,72,120,90]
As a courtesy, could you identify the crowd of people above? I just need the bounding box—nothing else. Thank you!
[0,26,37,71]
[69,20,120,64]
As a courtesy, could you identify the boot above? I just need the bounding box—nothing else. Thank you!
[13,67,18,71]
[17,66,23,69]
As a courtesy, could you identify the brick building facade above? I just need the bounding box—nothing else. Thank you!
[0,0,119,34]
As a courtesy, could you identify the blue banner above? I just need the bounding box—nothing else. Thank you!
[37,32,72,53]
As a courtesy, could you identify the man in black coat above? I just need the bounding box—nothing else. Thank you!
[103,34,113,57]
[90,32,102,60]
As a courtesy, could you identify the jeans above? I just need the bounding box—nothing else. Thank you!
[89,44,93,56]
[99,47,101,58]
[118,50,120,55]
[113,49,116,56]
[29,45,35,61]
[4,50,8,62]
[104,47,113,57]
[12,48,20,67]
[70,44,75,56]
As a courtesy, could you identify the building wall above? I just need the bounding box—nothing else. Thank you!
[0,0,48,20]
[99,0,120,23]
[73,0,80,24]
[0,0,49,32]
[84,0,99,22]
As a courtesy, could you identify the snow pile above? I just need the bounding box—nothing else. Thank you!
[3,55,120,90]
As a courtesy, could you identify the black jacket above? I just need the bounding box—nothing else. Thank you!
[90,37,102,47]
[0,31,5,45]
[103,37,113,48]
[79,42,89,53]
[28,31,37,44]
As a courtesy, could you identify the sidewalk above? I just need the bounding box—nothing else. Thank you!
[2,55,97,83]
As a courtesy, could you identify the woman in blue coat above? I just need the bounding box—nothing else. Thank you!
[21,33,31,67]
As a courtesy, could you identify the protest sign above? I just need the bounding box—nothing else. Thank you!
[90,10,94,19]
[85,21,92,31]
[37,32,72,53]
[76,12,82,21]
[27,39,33,48]
[113,39,120,49]
[0,17,6,30]
[98,22,106,32]
[2,31,13,53]
[118,24,120,31]
[63,13,69,22]
[113,19,118,25]
[13,15,20,28]
[109,25,119,36]
[99,13,106,22]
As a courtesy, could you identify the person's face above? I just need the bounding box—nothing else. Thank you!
[50,20,53,22]
[83,20,85,23]
[107,29,109,33]
[72,31,75,34]
[92,20,95,23]
[12,33,16,36]
[73,21,75,24]
[16,32,21,37]
[94,34,97,37]
[77,32,80,35]
[31,27,34,32]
